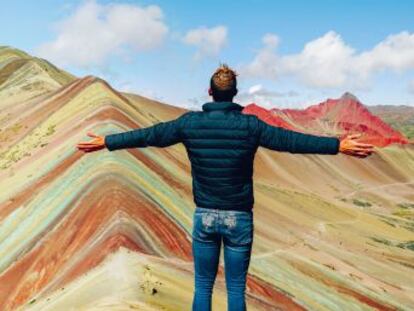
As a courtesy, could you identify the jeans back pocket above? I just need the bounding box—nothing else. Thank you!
[192,211,218,242]
[222,212,254,246]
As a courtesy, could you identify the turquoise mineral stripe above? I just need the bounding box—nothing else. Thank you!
[0,125,122,202]
[0,152,191,271]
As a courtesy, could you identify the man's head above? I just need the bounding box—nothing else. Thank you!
[209,64,238,102]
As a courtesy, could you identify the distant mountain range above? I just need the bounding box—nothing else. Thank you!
[1,45,413,311]
[243,92,412,147]
[1,45,412,146]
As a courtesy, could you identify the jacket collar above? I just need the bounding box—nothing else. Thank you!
[202,101,244,112]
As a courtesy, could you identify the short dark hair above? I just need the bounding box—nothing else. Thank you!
[210,64,238,101]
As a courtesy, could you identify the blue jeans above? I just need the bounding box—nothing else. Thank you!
[192,206,254,311]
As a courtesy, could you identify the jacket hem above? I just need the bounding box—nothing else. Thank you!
[194,199,254,212]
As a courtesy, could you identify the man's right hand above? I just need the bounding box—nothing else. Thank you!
[339,133,374,158]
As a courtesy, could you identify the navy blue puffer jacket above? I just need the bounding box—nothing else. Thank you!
[105,101,340,212]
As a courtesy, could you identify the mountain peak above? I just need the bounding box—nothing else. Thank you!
[0,45,32,60]
[0,45,77,106]
[340,92,359,102]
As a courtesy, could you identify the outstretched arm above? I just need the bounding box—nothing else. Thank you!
[256,118,374,157]
[104,118,183,151]
[77,113,189,153]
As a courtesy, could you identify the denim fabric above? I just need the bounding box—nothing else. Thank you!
[192,206,254,311]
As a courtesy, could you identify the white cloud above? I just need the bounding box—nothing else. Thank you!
[242,34,280,79]
[242,31,414,89]
[262,33,279,48]
[248,84,263,94]
[34,0,168,69]
[182,25,228,60]
[237,84,299,108]
[184,83,305,110]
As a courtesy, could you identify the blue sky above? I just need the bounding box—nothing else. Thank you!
[1,0,414,109]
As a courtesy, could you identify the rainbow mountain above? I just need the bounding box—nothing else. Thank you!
[0,46,413,311]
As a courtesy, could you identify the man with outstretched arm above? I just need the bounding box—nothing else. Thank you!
[77,64,374,311]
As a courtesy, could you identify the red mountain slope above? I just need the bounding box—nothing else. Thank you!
[242,92,410,147]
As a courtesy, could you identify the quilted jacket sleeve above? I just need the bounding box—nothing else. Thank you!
[256,118,340,154]
[105,113,190,151]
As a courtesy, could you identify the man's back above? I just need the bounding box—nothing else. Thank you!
[181,101,259,212]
